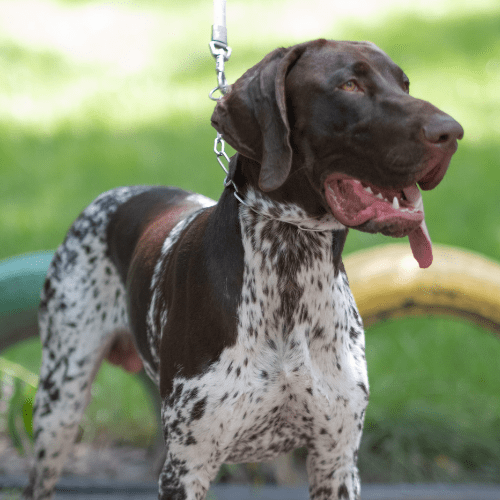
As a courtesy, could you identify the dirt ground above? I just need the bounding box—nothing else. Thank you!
[0,434,306,486]
[0,434,157,483]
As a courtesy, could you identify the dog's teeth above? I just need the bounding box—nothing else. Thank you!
[364,186,373,194]
[376,193,384,200]
[392,197,399,209]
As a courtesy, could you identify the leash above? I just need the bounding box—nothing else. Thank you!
[209,0,247,205]
[207,2,334,233]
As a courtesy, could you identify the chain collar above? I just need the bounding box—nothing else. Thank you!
[213,139,343,233]
[239,187,346,233]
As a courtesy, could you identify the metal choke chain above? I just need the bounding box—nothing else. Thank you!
[213,133,231,184]
[213,131,245,203]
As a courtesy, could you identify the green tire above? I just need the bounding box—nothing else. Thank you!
[0,251,53,352]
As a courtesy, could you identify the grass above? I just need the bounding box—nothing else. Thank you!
[0,122,223,259]
[1,0,500,484]
[360,317,500,482]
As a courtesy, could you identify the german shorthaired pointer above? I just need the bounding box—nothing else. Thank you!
[27,39,463,500]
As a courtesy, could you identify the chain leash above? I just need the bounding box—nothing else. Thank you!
[209,0,246,200]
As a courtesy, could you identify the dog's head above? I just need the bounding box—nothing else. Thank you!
[211,39,463,268]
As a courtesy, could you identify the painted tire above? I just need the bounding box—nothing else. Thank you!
[0,251,164,464]
[2,245,500,350]
[343,243,500,335]
[0,251,54,352]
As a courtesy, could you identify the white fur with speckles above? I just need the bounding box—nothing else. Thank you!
[156,197,368,500]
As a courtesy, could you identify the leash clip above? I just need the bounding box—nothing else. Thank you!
[209,40,232,101]
[209,0,231,101]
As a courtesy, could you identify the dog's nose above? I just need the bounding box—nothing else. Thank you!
[422,115,464,145]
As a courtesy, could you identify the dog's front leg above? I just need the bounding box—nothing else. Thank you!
[158,451,211,500]
[158,438,221,500]
[158,396,223,500]
[306,444,361,500]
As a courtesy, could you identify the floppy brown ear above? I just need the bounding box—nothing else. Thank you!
[211,45,306,192]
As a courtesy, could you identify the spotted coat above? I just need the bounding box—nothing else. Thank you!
[27,183,368,500]
[27,37,461,500]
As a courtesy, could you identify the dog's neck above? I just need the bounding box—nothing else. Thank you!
[212,158,349,277]
[236,197,348,288]
[238,187,345,232]
[228,154,345,232]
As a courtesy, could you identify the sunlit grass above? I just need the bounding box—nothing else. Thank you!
[0,0,498,137]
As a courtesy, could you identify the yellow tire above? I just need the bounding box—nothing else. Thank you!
[343,243,500,335]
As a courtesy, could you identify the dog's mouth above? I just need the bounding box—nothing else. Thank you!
[325,174,433,268]
[323,132,460,268]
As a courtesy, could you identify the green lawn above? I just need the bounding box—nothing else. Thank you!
[1,0,499,483]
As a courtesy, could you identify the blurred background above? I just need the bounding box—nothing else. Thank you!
[0,0,499,486]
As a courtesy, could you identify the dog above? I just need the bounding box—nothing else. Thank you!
[27,39,463,500]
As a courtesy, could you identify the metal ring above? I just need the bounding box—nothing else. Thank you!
[209,86,222,101]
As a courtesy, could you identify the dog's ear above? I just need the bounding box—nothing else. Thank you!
[211,45,305,192]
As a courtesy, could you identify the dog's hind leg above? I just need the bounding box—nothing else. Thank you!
[27,258,129,499]
[27,323,106,500]
[26,189,143,500]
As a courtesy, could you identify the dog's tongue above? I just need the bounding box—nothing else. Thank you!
[403,185,433,268]
[408,223,432,268]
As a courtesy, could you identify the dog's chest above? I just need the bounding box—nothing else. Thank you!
[161,208,368,464]
[230,213,366,459]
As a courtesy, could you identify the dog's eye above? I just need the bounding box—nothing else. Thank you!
[402,76,410,93]
[340,80,361,92]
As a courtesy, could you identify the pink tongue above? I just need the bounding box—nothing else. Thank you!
[408,223,433,268]
[403,185,433,268]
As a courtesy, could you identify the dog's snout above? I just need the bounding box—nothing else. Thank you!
[422,115,464,146]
